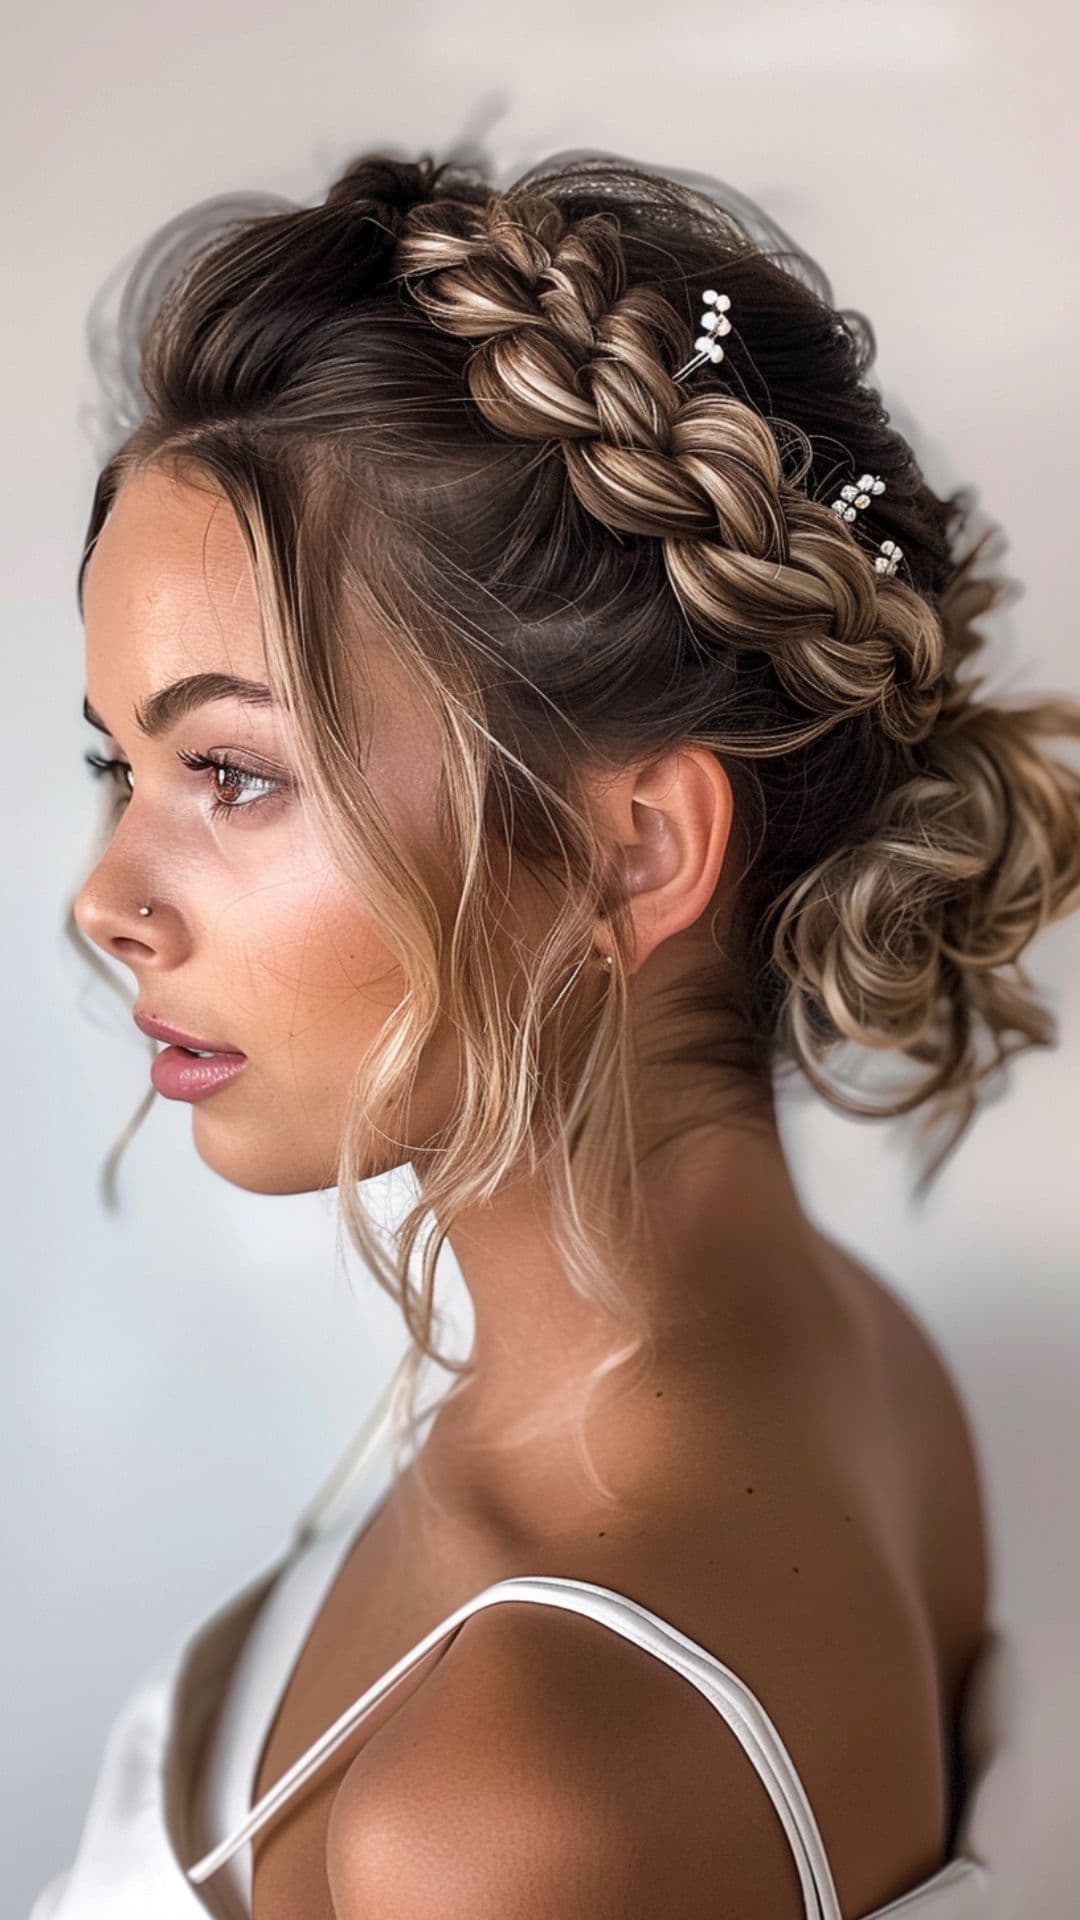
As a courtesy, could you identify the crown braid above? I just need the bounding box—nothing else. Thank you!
[392,186,946,747]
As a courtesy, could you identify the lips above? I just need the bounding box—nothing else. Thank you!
[133,1010,246,1057]
[149,1047,249,1102]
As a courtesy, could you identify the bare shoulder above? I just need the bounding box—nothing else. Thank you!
[325,1597,807,1920]
[816,1228,992,1663]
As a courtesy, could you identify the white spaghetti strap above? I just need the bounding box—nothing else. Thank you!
[186,1572,842,1920]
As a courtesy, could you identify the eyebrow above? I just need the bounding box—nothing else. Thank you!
[82,673,277,741]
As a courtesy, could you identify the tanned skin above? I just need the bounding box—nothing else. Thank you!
[76,468,990,1920]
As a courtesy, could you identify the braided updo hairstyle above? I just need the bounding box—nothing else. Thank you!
[72,146,1080,1449]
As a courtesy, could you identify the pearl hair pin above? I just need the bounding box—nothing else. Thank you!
[672,284,905,581]
[875,538,904,578]
[672,288,733,383]
[830,471,904,575]
[831,472,886,522]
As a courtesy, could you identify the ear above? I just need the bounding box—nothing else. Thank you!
[586,746,734,974]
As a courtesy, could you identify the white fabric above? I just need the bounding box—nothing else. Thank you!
[30,1421,1014,1920]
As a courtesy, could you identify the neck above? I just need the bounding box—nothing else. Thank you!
[426,1089,833,1481]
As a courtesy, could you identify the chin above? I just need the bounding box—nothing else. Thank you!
[188,1113,415,1195]
[189,1118,338,1196]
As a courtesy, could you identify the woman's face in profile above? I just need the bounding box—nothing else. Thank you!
[74,464,457,1195]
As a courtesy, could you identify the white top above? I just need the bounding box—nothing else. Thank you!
[30,1417,1015,1920]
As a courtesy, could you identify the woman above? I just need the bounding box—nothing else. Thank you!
[37,146,1069,1919]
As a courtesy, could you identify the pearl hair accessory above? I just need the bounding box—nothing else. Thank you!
[831,471,886,522]
[875,538,904,578]
[830,471,904,577]
[673,285,905,581]
[672,288,733,382]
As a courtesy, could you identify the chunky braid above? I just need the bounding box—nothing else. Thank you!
[393,187,946,746]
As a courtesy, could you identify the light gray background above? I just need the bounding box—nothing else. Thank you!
[5,3,1077,1914]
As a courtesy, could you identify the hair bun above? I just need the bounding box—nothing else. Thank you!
[324,150,449,221]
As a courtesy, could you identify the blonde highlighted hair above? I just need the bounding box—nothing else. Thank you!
[68,146,1080,1485]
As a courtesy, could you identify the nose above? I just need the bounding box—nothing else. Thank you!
[72,862,162,966]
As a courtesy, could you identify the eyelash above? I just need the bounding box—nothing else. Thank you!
[83,747,286,824]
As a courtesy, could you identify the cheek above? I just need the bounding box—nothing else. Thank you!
[229,864,404,1067]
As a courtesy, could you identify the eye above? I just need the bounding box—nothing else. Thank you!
[84,752,135,805]
[84,748,287,824]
